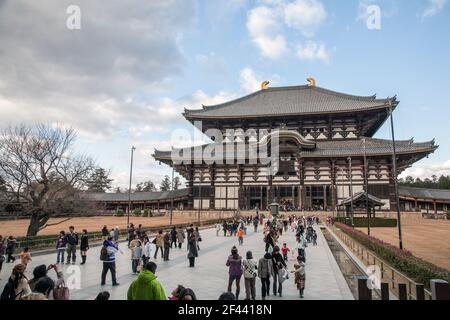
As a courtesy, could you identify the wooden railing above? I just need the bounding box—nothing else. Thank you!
[332,226,433,300]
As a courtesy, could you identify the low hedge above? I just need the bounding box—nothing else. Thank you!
[334,222,450,287]
[333,217,397,228]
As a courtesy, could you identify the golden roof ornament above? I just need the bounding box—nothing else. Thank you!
[261,81,270,90]
[307,77,316,87]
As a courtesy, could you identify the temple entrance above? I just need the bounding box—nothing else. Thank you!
[305,185,332,211]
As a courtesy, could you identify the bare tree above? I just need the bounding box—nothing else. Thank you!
[0,124,95,236]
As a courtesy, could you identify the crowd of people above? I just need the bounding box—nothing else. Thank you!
[0,214,321,300]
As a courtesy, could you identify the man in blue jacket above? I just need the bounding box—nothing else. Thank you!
[101,236,120,286]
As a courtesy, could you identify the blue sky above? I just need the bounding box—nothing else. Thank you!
[0,0,449,188]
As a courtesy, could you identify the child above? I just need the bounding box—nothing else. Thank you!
[281,243,290,262]
[20,247,32,269]
[131,241,142,274]
[236,228,244,245]
[168,284,185,300]
[293,259,306,298]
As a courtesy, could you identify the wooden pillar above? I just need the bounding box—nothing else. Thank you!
[209,165,215,210]
[434,200,437,214]
[323,185,327,210]
[187,165,194,210]
[414,198,418,212]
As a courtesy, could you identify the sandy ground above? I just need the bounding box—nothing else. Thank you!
[356,217,450,271]
[0,212,234,238]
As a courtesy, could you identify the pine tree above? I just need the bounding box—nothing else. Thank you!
[173,176,181,190]
[135,180,157,192]
[160,175,171,191]
[86,168,113,193]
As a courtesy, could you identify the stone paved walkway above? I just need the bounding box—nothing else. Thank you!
[0,224,353,300]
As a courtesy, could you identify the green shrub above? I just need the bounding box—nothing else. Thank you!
[334,222,450,287]
[333,216,397,228]
[447,212,450,220]
[133,209,142,217]
[115,209,124,217]
[142,209,150,217]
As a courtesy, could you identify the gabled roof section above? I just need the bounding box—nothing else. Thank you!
[183,85,397,119]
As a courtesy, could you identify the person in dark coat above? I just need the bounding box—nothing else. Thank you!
[80,229,89,265]
[187,233,198,267]
[65,226,78,264]
[163,231,170,261]
[170,227,177,248]
[271,246,287,297]
[6,236,16,263]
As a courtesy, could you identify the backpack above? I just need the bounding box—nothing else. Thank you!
[100,246,108,261]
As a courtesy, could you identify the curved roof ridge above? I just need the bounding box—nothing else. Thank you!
[185,85,392,114]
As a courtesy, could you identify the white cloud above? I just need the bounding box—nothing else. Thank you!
[296,41,330,63]
[0,0,196,140]
[246,0,329,61]
[239,67,281,93]
[284,0,327,37]
[246,6,288,59]
[421,0,447,18]
[400,160,450,180]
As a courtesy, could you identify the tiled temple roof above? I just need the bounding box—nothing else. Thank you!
[80,189,189,202]
[184,85,397,119]
[398,186,450,201]
[152,137,436,161]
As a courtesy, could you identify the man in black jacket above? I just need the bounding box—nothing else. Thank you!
[66,226,79,264]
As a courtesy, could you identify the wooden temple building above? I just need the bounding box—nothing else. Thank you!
[151,80,438,212]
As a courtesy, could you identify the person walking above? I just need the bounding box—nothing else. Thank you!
[142,237,152,266]
[80,229,89,265]
[153,230,164,259]
[131,241,142,274]
[6,236,16,263]
[55,231,67,264]
[0,236,5,278]
[127,261,166,300]
[243,251,257,300]
[100,236,120,286]
[101,225,109,241]
[264,231,275,253]
[271,246,287,297]
[257,253,274,300]
[253,216,259,232]
[113,226,120,242]
[194,227,201,251]
[293,259,306,298]
[226,246,242,300]
[170,227,177,249]
[222,221,228,237]
[20,247,32,269]
[127,223,135,247]
[215,223,221,237]
[237,227,244,246]
[177,227,185,249]
[163,231,170,261]
[187,233,198,267]
[281,243,290,262]
[66,226,78,264]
